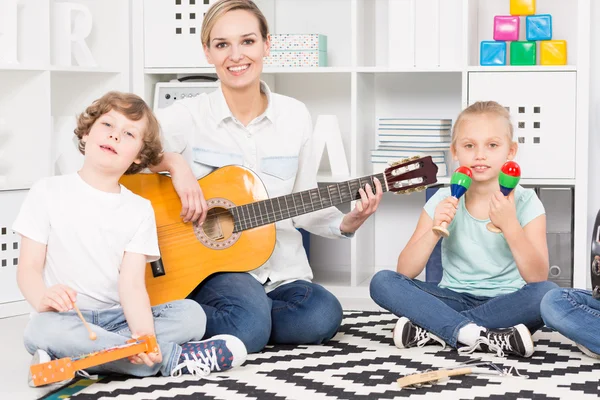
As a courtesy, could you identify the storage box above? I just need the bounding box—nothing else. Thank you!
[265,34,327,67]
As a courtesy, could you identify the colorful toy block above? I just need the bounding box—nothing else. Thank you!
[480,41,507,66]
[510,41,536,65]
[526,14,552,41]
[510,0,535,16]
[494,16,520,41]
[540,40,567,65]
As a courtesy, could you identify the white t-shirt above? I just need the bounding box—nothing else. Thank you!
[156,81,349,292]
[12,173,160,311]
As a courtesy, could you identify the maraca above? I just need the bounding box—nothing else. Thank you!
[487,160,521,233]
[432,166,472,238]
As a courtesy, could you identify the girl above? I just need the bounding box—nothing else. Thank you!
[370,101,557,358]
[151,0,383,353]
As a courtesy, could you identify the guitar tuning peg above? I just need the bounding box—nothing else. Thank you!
[415,186,426,192]
[401,158,409,164]
[410,155,420,160]
[389,161,400,166]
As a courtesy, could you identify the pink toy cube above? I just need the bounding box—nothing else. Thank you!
[494,16,520,41]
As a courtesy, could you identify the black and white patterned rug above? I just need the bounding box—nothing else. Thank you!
[57,311,600,399]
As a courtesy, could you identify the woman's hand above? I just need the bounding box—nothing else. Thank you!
[170,157,208,224]
[339,178,383,234]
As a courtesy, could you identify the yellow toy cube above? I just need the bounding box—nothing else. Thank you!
[540,40,567,65]
[510,0,536,16]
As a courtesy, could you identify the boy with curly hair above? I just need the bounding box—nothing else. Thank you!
[14,91,246,387]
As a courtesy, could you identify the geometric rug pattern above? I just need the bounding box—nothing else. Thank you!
[42,311,600,400]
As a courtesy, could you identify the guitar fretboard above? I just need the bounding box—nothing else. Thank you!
[231,173,388,232]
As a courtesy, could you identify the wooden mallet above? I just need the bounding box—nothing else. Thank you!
[73,303,97,340]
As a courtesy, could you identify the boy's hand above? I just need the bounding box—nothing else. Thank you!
[433,196,459,227]
[37,284,77,313]
[489,190,518,231]
[128,338,162,366]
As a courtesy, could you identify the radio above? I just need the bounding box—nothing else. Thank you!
[153,78,219,110]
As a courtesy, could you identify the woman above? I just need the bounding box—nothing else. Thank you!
[152,0,382,353]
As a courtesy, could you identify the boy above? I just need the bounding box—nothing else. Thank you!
[14,91,246,386]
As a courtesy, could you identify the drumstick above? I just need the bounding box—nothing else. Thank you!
[73,303,97,340]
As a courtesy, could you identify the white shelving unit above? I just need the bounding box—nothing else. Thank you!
[131,0,590,307]
[0,0,131,317]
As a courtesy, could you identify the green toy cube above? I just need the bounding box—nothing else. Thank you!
[510,41,536,65]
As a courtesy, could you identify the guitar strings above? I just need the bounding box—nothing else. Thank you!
[154,169,421,232]
[179,171,400,222]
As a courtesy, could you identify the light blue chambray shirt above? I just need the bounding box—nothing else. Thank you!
[155,81,348,292]
[424,185,546,297]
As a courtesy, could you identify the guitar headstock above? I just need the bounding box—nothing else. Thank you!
[384,156,439,194]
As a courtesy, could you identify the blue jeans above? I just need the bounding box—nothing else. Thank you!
[23,300,205,377]
[370,270,557,347]
[189,272,343,353]
[541,288,600,355]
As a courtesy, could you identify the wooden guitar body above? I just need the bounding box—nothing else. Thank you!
[121,166,275,306]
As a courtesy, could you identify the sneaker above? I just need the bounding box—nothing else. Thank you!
[392,317,446,350]
[459,324,534,358]
[577,343,600,359]
[171,334,247,377]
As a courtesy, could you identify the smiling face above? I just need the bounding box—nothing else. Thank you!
[451,113,518,183]
[203,9,270,91]
[82,109,146,175]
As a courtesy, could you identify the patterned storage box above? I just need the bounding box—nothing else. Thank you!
[265,34,327,67]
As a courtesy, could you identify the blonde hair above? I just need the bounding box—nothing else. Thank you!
[201,0,269,48]
[451,101,514,149]
[74,91,163,175]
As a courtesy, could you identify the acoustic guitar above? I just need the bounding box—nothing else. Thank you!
[120,156,438,305]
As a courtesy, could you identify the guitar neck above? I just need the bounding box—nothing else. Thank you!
[231,173,388,232]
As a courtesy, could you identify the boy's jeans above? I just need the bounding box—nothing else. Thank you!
[370,270,557,347]
[24,299,206,377]
[541,288,600,355]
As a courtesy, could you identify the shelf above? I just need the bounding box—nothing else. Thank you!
[0,65,48,72]
[467,66,577,73]
[144,67,353,75]
[50,66,122,74]
[357,66,463,73]
[436,177,576,186]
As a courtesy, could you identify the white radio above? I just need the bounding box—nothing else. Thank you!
[153,79,219,110]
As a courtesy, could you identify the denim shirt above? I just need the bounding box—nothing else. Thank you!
[156,81,348,292]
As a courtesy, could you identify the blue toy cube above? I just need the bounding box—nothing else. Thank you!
[480,41,507,66]
[526,14,552,41]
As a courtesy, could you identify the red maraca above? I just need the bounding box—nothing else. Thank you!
[487,161,521,233]
[432,166,472,238]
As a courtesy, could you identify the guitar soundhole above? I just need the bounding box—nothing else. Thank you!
[193,198,240,250]
[204,207,233,240]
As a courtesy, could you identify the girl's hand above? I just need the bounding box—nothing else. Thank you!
[433,196,459,227]
[489,190,518,231]
[37,285,77,313]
